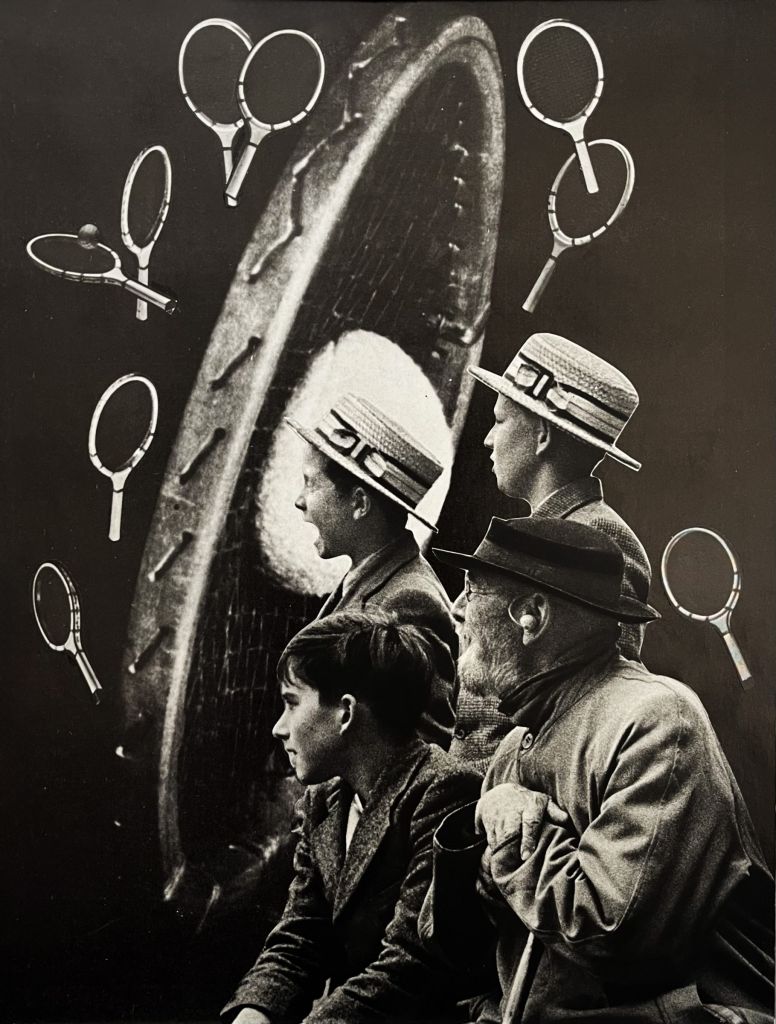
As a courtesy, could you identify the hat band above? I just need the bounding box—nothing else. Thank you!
[316,412,429,507]
[505,358,629,445]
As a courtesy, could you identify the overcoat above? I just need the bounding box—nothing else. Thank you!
[222,741,483,1023]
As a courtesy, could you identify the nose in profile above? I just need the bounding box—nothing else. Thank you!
[272,711,289,740]
[294,491,306,512]
[483,425,495,450]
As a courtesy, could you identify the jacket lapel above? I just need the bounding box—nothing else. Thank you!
[347,532,419,608]
[316,577,346,619]
[333,741,429,919]
[311,781,350,903]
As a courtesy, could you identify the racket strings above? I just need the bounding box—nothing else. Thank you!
[126,154,169,247]
[176,67,482,863]
[182,27,249,125]
[553,143,629,240]
[522,27,599,121]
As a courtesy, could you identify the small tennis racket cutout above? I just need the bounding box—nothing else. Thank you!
[517,19,604,194]
[33,561,103,704]
[661,527,753,690]
[178,18,253,207]
[523,139,634,313]
[27,231,177,314]
[88,374,159,542]
[120,145,172,321]
[224,29,325,206]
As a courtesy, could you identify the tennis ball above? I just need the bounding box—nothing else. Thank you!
[77,224,102,249]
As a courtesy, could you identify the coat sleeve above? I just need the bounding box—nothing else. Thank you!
[487,688,754,967]
[221,793,334,1022]
[303,768,483,1023]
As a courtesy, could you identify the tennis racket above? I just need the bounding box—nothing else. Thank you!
[88,374,159,543]
[120,146,172,321]
[523,139,634,313]
[26,232,177,314]
[661,527,753,690]
[517,19,604,194]
[179,18,253,207]
[32,561,102,704]
[224,30,325,206]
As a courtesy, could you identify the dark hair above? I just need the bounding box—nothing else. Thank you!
[323,457,408,531]
[277,609,433,740]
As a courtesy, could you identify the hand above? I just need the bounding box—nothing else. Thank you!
[231,1009,272,1024]
[475,782,552,860]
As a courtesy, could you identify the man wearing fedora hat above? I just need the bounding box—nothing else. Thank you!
[422,517,774,1023]
[451,333,653,773]
[287,393,457,749]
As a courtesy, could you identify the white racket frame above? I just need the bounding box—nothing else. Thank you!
[32,561,103,704]
[517,19,604,193]
[27,233,177,313]
[88,373,159,543]
[224,29,325,206]
[661,527,753,690]
[120,145,172,322]
[523,139,634,313]
[178,18,253,208]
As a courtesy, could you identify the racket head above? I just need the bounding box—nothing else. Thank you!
[517,19,603,128]
[32,561,79,651]
[27,233,120,282]
[661,527,742,622]
[88,373,159,477]
[120,146,172,256]
[178,18,252,130]
[549,139,635,247]
[237,29,325,131]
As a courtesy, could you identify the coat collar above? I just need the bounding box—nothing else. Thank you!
[532,475,603,519]
[312,740,430,919]
[318,531,420,616]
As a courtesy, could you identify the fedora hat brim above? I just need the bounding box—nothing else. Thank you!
[469,366,642,473]
[287,418,439,532]
[432,547,658,624]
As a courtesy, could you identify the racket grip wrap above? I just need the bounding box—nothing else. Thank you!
[124,279,177,314]
[75,648,103,704]
[523,255,557,313]
[721,631,753,689]
[224,141,258,206]
[574,138,599,194]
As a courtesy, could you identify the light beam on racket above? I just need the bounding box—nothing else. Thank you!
[27,233,177,314]
[33,561,103,704]
[178,18,253,207]
[89,374,159,542]
[121,145,172,322]
[523,139,634,313]
[517,19,604,194]
[224,30,325,206]
[661,528,753,690]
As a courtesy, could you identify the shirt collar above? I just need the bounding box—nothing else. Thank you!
[533,475,603,519]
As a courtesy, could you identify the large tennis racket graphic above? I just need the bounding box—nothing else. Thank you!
[118,6,505,928]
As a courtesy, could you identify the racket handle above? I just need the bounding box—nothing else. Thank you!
[136,266,149,322]
[721,631,754,690]
[109,487,124,543]
[74,648,103,704]
[224,140,258,206]
[523,254,558,313]
[574,138,599,194]
[221,146,238,208]
[123,278,177,314]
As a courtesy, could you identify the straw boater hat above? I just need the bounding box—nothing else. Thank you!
[286,394,444,532]
[469,333,642,471]
[434,517,658,622]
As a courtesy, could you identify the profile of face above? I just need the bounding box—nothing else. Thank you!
[483,395,539,498]
[295,448,355,559]
[457,570,522,699]
[272,666,348,785]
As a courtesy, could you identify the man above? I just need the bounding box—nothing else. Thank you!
[452,332,652,772]
[426,517,774,1023]
[288,393,457,748]
[222,610,483,1024]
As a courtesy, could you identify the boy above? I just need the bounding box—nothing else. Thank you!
[222,610,483,1024]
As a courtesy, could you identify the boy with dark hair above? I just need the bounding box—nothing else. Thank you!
[222,609,483,1024]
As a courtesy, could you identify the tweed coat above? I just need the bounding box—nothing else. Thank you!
[450,475,652,773]
[222,741,483,1023]
[424,653,774,1024]
[317,530,458,750]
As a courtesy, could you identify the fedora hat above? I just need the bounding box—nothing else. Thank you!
[286,394,444,531]
[469,333,642,471]
[434,517,658,623]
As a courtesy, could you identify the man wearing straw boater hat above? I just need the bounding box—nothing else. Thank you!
[421,517,774,1024]
[451,333,652,772]
[286,393,457,749]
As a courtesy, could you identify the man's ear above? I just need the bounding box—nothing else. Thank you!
[339,694,357,734]
[535,417,552,457]
[508,593,551,646]
[351,485,371,520]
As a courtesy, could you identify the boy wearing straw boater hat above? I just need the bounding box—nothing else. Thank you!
[451,333,652,772]
[420,517,774,1024]
[286,393,457,749]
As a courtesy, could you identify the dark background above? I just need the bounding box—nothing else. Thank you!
[2,1,774,1020]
